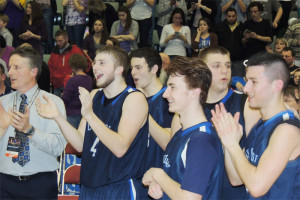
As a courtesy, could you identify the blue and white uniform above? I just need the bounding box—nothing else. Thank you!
[245,110,300,200]
[146,87,173,170]
[162,122,224,200]
[79,86,149,200]
[204,88,247,199]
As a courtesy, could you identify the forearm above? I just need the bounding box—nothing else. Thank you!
[54,114,84,152]
[84,112,130,158]
[144,0,155,7]
[224,149,243,186]
[255,35,272,43]
[200,5,211,14]
[237,0,247,13]
[73,0,84,13]
[221,0,233,13]
[118,34,135,41]
[153,169,187,200]
[149,115,171,150]
[126,0,135,7]
[273,7,283,24]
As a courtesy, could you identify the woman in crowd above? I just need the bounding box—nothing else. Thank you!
[87,0,118,35]
[187,0,217,35]
[62,0,88,47]
[18,1,48,56]
[272,37,288,54]
[191,17,217,57]
[83,19,109,60]
[159,8,191,58]
[110,6,139,53]
[62,53,93,129]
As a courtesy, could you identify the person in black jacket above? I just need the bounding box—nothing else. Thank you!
[216,7,245,76]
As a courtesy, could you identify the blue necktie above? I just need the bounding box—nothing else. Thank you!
[12,94,30,167]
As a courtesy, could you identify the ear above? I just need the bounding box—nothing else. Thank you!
[272,79,284,93]
[151,64,158,75]
[31,67,38,78]
[190,87,201,98]
[1,73,6,81]
[115,66,124,75]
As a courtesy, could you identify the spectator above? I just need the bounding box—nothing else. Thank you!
[216,7,245,76]
[282,47,299,75]
[0,13,13,46]
[35,0,55,54]
[284,85,299,113]
[249,0,282,29]
[0,62,11,97]
[187,0,217,35]
[62,54,93,129]
[18,1,48,56]
[62,0,88,47]
[156,0,188,39]
[127,0,154,48]
[0,0,25,47]
[83,19,109,60]
[0,45,66,199]
[221,0,249,23]
[272,37,288,54]
[0,34,15,70]
[277,0,292,36]
[160,8,191,58]
[284,17,300,66]
[293,68,300,87]
[110,6,139,53]
[191,17,217,57]
[242,1,272,59]
[87,0,118,35]
[48,29,87,97]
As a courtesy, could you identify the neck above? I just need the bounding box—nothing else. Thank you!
[94,32,102,37]
[143,78,163,97]
[179,103,207,130]
[253,17,262,22]
[207,88,229,103]
[260,94,287,120]
[75,70,85,75]
[103,78,127,98]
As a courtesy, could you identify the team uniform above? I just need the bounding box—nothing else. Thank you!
[245,110,300,200]
[145,87,174,170]
[162,122,224,200]
[79,86,149,200]
[204,88,247,200]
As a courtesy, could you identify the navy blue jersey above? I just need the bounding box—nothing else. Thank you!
[204,88,247,199]
[146,87,174,170]
[245,110,300,200]
[162,122,224,200]
[80,86,149,188]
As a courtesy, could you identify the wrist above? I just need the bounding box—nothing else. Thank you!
[25,126,35,136]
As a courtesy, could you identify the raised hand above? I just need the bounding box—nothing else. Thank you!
[0,100,12,131]
[11,106,31,132]
[211,103,243,150]
[78,87,93,118]
[36,95,61,119]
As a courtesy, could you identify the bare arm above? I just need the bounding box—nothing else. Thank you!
[126,0,136,7]
[272,7,282,28]
[237,0,247,13]
[62,0,69,7]
[0,100,12,138]
[0,0,8,11]
[73,0,85,13]
[12,0,23,10]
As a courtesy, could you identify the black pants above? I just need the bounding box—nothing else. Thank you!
[136,17,152,48]
[0,171,57,200]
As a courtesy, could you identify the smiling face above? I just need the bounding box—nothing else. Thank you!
[204,53,231,93]
[243,66,273,108]
[93,53,116,88]
[163,74,192,114]
[8,54,37,93]
[131,57,154,90]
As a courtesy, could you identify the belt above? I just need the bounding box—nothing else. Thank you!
[1,171,54,181]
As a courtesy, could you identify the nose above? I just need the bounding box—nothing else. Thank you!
[243,81,251,94]
[162,87,170,99]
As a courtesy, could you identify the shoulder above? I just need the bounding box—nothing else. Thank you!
[131,20,139,26]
